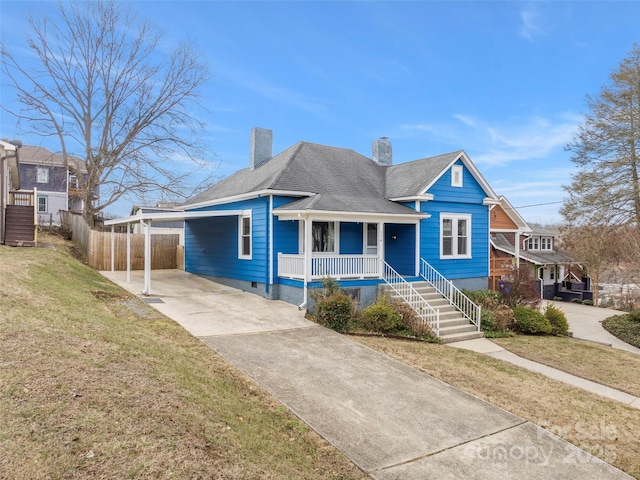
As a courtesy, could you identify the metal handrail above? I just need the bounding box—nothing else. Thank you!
[419,259,481,331]
[382,261,440,336]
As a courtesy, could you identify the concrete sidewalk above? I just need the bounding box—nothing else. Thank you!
[546,300,640,355]
[101,270,633,479]
[449,338,640,409]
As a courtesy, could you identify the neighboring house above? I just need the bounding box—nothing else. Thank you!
[1,139,22,244]
[490,200,592,301]
[17,146,94,226]
[488,196,532,289]
[178,128,499,341]
[131,205,185,245]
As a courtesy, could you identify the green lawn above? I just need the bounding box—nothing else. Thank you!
[0,235,366,479]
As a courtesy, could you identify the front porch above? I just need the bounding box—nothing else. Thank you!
[278,253,382,280]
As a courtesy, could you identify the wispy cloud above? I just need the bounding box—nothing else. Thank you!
[519,6,546,42]
[460,114,578,166]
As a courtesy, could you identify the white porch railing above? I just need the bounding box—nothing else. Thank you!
[419,259,481,331]
[278,253,380,280]
[382,261,440,336]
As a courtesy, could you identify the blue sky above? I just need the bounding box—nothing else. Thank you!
[2,1,640,223]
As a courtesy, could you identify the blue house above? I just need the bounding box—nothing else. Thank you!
[180,128,499,341]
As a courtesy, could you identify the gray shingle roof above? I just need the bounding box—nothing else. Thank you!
[183,141,478,216]
[492,233,577,265]
[19,146,88,174]
[385,151,462,199]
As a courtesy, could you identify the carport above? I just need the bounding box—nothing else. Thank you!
[104,209,248,295]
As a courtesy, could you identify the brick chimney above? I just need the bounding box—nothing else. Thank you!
[372,137,392,166]
[250,127,273,170]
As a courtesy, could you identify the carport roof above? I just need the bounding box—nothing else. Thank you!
[104,209,248,226]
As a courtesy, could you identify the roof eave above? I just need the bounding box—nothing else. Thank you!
[183,189,316,210]
[273,209,430,223]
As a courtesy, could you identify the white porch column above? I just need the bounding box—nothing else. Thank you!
[302,216,312,308]
[515,232,521,268]
[378,221,384,277]
[126,224,131,284]
[415,200,421,276]
[143,220,152,295]
[110,225,115,272]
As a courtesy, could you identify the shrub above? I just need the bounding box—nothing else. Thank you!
[544,304,569,336]
[571,298,583,303]
[480,309,498,332]
[582,299,594,306]
[314,292,353,333]
[494,304,516,331]
[553,296,563,301]
[310,278,354,333]
[361,296,402,333]
[513,305,552,335]
[388,299,439,341]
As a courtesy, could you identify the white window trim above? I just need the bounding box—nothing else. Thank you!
[440,213,472,259]
[363,223,378,255]
[299,220,339,255]
[540,236,553,251]
[36,167,49,184]
[37,195,48,213]
[451,165,463,187]
[238,212,252,260]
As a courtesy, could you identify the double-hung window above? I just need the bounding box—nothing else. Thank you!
[37,196,48,213]
[238,213,252,259]
[540,237,552,251]
[441,214,471,258]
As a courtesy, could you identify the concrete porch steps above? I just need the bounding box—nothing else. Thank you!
[381,282,483,344]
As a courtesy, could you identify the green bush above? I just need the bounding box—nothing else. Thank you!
[310,278,353,333]
[361,296,402,333]
[513,305,552,335]
[314,292,353,333]
[582,299,594,306]
[553,296,563,301]
[480,309,498,332]
[571,298,583,304]
[544,304,569,336]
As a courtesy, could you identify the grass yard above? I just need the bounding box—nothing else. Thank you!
[492,335,640,397]
[355,337,640,479]
[0,235,366,480]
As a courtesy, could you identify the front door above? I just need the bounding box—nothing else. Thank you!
[365,223,378,255]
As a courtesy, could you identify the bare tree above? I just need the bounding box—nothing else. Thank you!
[560,224,621,305]
[562,43,640,227]
[1,1,214,224]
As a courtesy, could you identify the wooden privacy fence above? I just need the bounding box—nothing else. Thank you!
[61,211,181,271]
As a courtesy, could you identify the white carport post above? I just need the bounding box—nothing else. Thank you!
[126,223,131,284]
[110,225,115,272]
[142,219,152,295]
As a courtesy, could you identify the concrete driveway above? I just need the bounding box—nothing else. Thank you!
[546,300,640,355]
[102,270,633,479]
